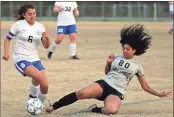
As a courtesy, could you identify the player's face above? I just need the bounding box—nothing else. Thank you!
[23,8,36,25]
[122,44,136,59]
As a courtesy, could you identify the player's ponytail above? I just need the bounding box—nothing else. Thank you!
[14,2,35,20]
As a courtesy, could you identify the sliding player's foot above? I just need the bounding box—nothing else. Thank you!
[45,100,54,113]
[78,104,97,112]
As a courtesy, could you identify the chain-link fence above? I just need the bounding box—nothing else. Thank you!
[1,1,172,21]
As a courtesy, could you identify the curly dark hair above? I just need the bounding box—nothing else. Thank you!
[120,24,152,56]
[14,2,36,21]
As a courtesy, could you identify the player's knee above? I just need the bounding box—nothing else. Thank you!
[76,90,87,100]
[33,74,43,84]
[70,34,76,42]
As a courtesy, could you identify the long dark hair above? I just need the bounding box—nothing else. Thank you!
[14,2,36,20]
[120,24,152,56]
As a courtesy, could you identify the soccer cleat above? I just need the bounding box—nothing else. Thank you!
[70,55,80,60]
[168,29,173,34]
[78,104,97,112]
[45,100,54,113]
[28,94,37,100]
[47,51,53,59]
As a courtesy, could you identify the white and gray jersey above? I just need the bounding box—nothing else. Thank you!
[6,19,46,63]
[103,56,144,95]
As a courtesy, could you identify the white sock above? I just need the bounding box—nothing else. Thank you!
[69,43,76,56]
[49,41,57,52]
[170,21,173,30]
[29,83,39,97]
[37,89,47,103]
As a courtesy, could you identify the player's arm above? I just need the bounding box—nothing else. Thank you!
[3,23,18,61]
[105,54,115,75]
[53,5,64,13]
[138,75,171,97]
[3,38,11,61]
[73,8,79,16]
[41,32,50,49]
[3,29,16,61]
[105,62,111,75]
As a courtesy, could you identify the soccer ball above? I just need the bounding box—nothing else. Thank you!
[26,98,44,115]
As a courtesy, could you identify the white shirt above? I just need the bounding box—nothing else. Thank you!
[54,2,78,26]
[169,1,173,12]
[103,56,144,95]
[7,20,46,63]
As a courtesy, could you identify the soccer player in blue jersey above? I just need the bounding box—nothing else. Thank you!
[3,2,50,103]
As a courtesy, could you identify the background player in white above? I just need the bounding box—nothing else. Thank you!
[168,1,174,34]
[2,2,50,103]
[46,24,171,115]
[47,2,80,60]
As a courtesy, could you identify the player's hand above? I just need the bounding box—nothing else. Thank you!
[107,54,115,64]
[42,32,49,40]
[59,7,64,12]
[158,91,172,98]
[2,54,9,61]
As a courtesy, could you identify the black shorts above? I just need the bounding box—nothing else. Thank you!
[95,80,124,101]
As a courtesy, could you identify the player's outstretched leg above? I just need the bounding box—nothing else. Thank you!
[168,21,173,34]
[46,92,78,113]
[46,83,103,113]
[69,32,80,60]
[48,34,64,59]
